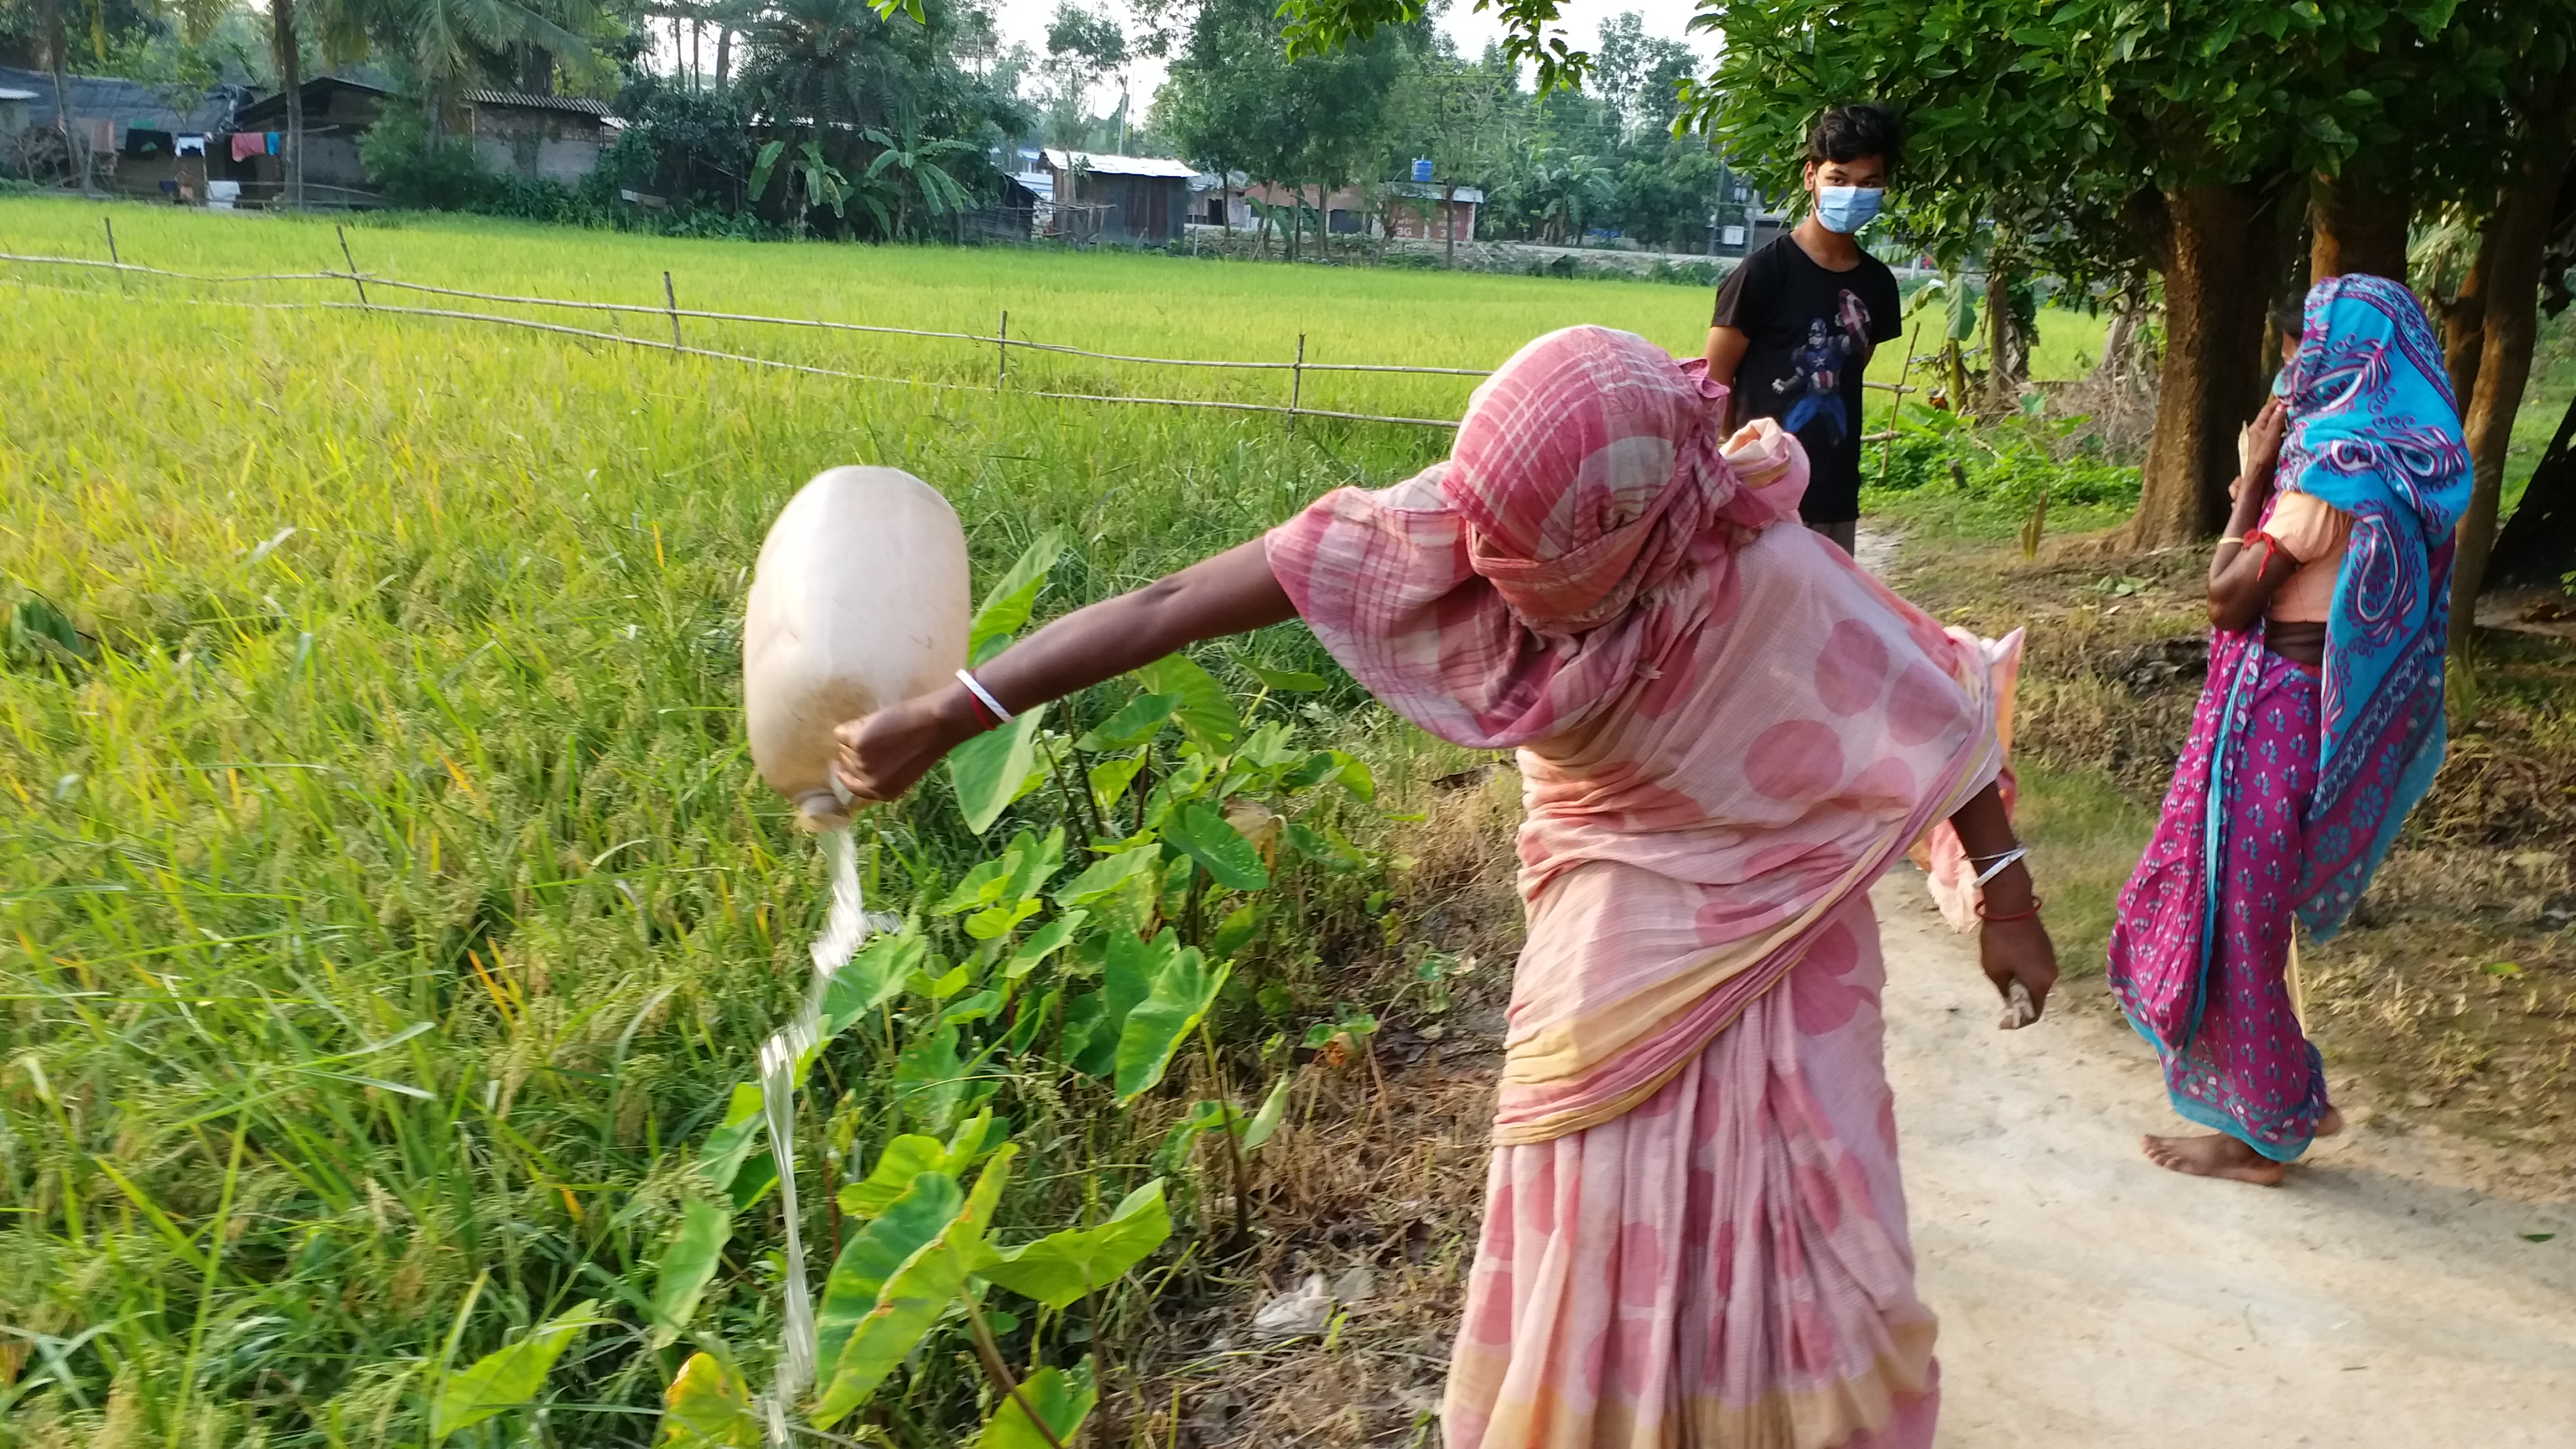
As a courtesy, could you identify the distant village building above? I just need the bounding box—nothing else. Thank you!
[459,90,615,187]
[0,64,252,199]
[1239,180,1483,243]
[230,77,394,206]
[1041,149,1197,245]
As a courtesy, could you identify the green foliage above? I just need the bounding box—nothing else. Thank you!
[431,1300,604,1438]
[1865,413,2142,539]
[661,1353,764,1446]
[975,1181,1174,1309]
[972,1360,1098,1449]
[0,204,1464,1448]
[650,1201,736,1346]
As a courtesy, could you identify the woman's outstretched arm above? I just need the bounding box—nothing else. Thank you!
[833,539,1296,803]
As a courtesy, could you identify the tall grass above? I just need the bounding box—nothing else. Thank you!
[0,202,1483,1446]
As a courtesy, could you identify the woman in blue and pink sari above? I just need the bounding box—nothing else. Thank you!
[2109,274,2470,1185]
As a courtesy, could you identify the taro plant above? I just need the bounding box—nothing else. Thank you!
[633,534,1387,1445]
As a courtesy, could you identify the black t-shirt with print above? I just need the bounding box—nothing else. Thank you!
[1711,236,1904,524]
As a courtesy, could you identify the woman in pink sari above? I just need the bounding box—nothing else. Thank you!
[834,325,2059,1448]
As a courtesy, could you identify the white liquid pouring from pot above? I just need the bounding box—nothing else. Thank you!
[759,815,869,1441]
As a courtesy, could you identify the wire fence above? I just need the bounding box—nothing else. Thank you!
[2,224,1920,441]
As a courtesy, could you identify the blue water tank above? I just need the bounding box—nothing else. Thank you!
[1412,157,1434,183]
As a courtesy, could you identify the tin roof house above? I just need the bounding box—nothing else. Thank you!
[1041,148,1196,245]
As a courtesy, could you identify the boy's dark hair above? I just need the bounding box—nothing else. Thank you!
[2272,297,2307,340]
[1807,105,1903,170]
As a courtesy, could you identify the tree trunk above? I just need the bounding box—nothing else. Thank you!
[2483,390,2576,589]
[2450,109,2576,656]
[2309,153,2413,281]
[716,27,733,91]
[1443,181,1458,267]
[272,0,302,210]
[2124,183,2274,547]
[37,0,83,193]
[1982,245,2019,418]
[2439,224,2499,406]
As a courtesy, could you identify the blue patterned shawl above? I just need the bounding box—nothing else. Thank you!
[2272,274,2471,937]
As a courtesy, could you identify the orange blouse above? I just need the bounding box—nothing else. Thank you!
[2258,491,2351,624]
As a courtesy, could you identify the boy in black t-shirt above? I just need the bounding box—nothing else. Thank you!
[1704,105,1906,556]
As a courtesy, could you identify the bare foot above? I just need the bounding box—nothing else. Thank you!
[2141,1133,2287,1186]
[2317,1105,2346,1138]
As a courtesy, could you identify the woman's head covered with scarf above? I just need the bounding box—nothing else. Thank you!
[2272,273,2471,935]
[1266,325,1809,749]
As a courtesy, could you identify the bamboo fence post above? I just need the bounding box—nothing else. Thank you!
[1287,333,1305,437]
[663,271,682,352]
[1879,317,1922,490]
[337,225,368,309]
[998,309,1008,387]
[102,217,119,267]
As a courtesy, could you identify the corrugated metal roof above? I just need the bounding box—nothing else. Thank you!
[1012,171,1054,201]
[461,89,611,117]
[0,65,247,134]
[1042,148,1197,179]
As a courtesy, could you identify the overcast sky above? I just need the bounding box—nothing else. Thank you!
[983,0,1711,112]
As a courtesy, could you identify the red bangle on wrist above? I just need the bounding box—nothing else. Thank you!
[1977,897,2044,924]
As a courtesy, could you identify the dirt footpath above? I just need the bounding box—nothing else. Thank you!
[1876,880,2576,1447]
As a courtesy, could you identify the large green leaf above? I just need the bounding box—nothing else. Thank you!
[974,1181,1173,1310]
[968,529,1068,662]
[1166,801,1270,891]
[1074,693,1177,751]
[1062,989,1114,1078]
[838,1109,1002,1220]
[1244,662,1327,692]
[822,931,925,1038]
[1086,748,1150,815]
[1003,910,1087,981]
[1052,847,1162,910]
[813,1172,963,1420]
[1105,929,1175,1026]
[971,1360,1098,1449]
[1135,654,1238,753]
[950,705,1049,835]
[893,1024,968,1135]
[1242,1073,1294,1154]
[813,1149,1016,1426]
[696,1082,766,1191]
[658,1352,760,1447]
[431,1300,603,1438]
[1114,945,1230,1103]
[648,1201,732,1348]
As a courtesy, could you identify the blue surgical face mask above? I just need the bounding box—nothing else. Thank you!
[1815,184,1884,234]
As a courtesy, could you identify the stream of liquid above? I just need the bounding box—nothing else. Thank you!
[758,824,870,1441]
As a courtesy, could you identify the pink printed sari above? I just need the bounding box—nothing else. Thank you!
[1267,328,2007,1448]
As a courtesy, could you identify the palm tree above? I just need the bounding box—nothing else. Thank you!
[366,0,605,148]
[861,112,977,239]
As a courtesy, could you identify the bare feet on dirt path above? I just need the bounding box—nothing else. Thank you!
[2141,1108,2348,1187]
[1879,883,2576,1447]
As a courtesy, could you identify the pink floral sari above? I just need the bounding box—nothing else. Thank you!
[1267,328,2009,1448]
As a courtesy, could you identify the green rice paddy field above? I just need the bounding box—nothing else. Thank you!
[0,199,2113,1447]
